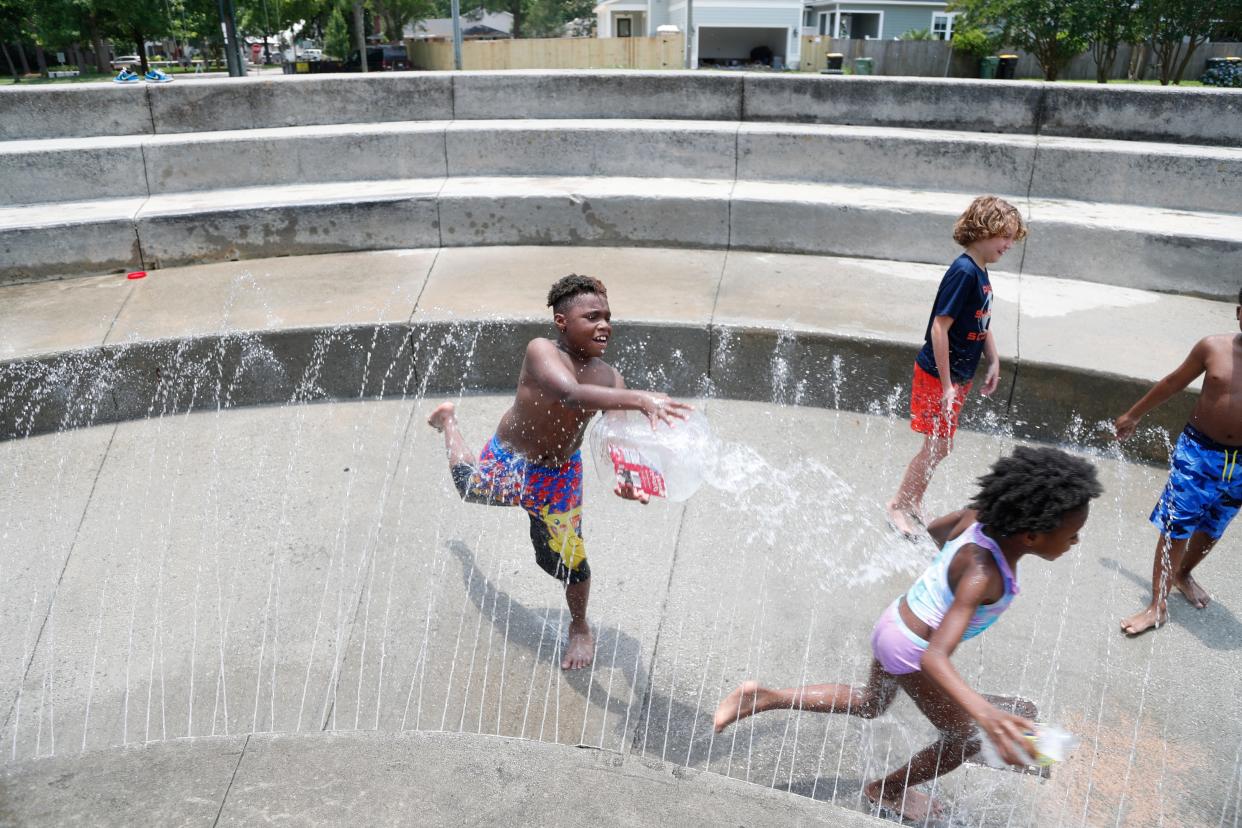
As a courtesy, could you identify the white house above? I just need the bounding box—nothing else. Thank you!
[799,1,954,40]
[595,0,803,69]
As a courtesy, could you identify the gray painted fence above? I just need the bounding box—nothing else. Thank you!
[802,37,1242,81]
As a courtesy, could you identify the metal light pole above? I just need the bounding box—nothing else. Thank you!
[683,0,693,69]
[450,0,463,70]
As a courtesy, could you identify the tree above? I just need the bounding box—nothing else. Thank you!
[1082,0,1137,83]
[373,0,433,42]
[950,0,1091,80]
[0,0,29,79]
[323,1,348,57]
[1138,0,1242,84]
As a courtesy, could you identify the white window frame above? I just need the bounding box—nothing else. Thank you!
[930,11,957,40]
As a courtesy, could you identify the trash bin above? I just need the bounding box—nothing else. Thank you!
[821,52,844,75]
[853,57,874,75]
[980,56,999,79]
[997,54,1018,79]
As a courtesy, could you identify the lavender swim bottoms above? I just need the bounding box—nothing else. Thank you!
[870,600,928,676]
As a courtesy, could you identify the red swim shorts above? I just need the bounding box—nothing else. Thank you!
[910,363,972,439]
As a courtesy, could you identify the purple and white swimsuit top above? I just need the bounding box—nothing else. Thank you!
[903,522,1020,641]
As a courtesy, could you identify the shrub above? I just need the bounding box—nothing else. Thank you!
[1200,61,1242,88]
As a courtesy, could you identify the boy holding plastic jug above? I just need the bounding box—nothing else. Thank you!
[427,274,692,670]
[715,447,1099,822]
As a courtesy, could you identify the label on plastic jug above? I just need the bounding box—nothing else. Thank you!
[608,444,667,499]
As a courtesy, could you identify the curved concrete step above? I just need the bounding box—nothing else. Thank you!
[2,71,1237,146]
[4,119,1239,214]
[0,246,1218,463]
[1,731,880,826]
[4,176,1239,300]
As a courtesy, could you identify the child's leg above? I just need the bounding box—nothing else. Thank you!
[861,669,985,822]
[1121,531,1216,634]
[887,434,953,534]
[526,503,594,670]
[562,577,593,670]
[1174,530,1216,608]
[427,401,474,468]
[713,659,899,733]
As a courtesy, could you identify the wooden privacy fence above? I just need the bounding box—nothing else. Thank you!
[406,34,685,71]
[799,36,1242,81]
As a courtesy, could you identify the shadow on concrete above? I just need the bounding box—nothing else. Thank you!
[1103,556,1242,650]
[445,539,647,735]
[445,538,849,775]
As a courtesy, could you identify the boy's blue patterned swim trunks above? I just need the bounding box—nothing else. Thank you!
[1150,424,1242,540]
[451,436,589,584]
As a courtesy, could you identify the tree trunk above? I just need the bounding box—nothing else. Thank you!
[34,45,48,77]
[134,28,149,73]
[15,42,31,75]
[89,16,109,73]
[1172,39,1202,84]
[512,1,523,38]
[353,1,368,71]
[72,43,87,74]
[1,42,18,82]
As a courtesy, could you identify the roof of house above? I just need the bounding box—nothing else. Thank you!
[405,9,514,39]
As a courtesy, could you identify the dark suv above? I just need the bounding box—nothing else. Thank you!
[344,45,411,71]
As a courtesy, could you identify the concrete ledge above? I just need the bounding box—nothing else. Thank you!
[1040,83,1242,147]
[0,140,149,206]
[134,181,444,268]
[437,176,732,249]
[5,177,1238,300]
[4,72,1235,146]
[742,74,1044,135]
[0,247,1213,464]
[0,731,878,826]
[445,119,739,179]
[451,70,744,121]
[7,120,1240,213]
[146,73,455,134]
[0,83,153,141]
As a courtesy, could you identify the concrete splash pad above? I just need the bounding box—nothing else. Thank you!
[2,395,1239,825]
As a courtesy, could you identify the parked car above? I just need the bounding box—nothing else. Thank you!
[343,45,411,71]
[111,54,140,69]
[300,48,324,61]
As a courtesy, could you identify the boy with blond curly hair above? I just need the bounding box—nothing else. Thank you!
[887,196,1028,539]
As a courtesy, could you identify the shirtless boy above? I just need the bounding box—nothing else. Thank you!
[427,274,691,669]
[1116,289,1242,635]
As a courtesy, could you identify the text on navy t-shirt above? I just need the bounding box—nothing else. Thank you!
[915,253,993,383]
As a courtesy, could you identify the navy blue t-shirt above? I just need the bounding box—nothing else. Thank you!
[915,254,993,383]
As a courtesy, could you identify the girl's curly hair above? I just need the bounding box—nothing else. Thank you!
[968,446,1102,537]
[953,195,1028,247]
[547,274,607,313]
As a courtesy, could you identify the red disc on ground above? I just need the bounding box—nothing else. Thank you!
[126,271,147,280]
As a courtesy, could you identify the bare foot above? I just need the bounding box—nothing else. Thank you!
[1120,603,1167,636]
[427,401,456,432]
[864,780,943,823]
[561,622,594,670]
[714,680,769,733]
[885,501,919,541]
[1175,574,1211,609]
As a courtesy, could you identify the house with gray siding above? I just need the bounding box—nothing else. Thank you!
[595,0,804,68]
[801,1,954,40]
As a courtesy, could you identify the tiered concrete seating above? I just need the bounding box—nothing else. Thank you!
[2,72,1238,298]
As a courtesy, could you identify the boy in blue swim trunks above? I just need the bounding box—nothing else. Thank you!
[715,447,1100,821]
[427,274,692,669]
[1116,289,1242,635]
